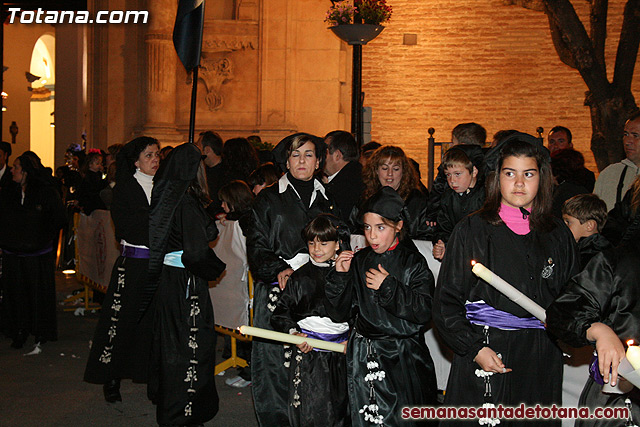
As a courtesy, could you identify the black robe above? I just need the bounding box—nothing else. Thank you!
[84,174,154,384]
[247,176,336,426]
[325,240,437,426]
[434,184,485,243]
[547,238,640,427]
[433,214,579,426]
[0,181,66,342]
[148,193,225,426]
[271,262,350,427]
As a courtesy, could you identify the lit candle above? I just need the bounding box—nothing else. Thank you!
[239,325,346,353]
[626,340,640,370]
[471,260,547,323]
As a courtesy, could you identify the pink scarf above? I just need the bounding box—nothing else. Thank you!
[499,203,530,235]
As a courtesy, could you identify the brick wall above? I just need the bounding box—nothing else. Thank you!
[360,0,640,178]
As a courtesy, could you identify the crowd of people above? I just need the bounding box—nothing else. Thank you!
[0,111,639,426]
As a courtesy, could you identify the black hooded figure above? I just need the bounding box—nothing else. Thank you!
[84,136,159,402]
[433,133,579,426]
[325,186,438,426]
[146,143,226,426]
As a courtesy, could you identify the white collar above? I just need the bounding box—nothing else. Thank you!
[309,256,335,267]
[0,164,5,179]
[134,169,154,204]
[326,169,340,183]
[278,174,327,207]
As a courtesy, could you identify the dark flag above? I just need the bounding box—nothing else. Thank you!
[173,0,205,71]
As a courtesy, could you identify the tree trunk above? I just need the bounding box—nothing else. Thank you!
[586,93,628,170]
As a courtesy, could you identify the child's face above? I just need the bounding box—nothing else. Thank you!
[500,155,539,210]
[89,157,103,173]
[445,164,477,193]
[562,214,595,242]
[308,237,339,263]
[221,201,230,214]
[363,212,402,254]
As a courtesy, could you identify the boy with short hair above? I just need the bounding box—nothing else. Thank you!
[562,193,610,268]
[432,145,485,260]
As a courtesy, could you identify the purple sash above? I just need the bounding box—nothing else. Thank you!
[121,245,150,259]
[465,302,545,330]
[2,244,53,257]
[300,328,349,353]
[589,354,606,385]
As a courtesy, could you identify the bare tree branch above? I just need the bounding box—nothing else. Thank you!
[502,0,545,11]
[590,0,608,71]
[543,0,612,101]
[547,14,577,68]
[612,0,640,95]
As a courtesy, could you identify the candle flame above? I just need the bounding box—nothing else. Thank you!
[471,260,477,266]
[628,340,635,347]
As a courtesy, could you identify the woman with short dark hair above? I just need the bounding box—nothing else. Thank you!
[83,136,160,402]
[247,133,336,425]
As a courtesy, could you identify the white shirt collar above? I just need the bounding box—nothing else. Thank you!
[278,174,327,207]
[0,164,6,180]
[326,170,340,183]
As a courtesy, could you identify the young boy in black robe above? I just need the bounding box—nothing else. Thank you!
[326,186,437,426]
[561,194,611,269]
[271,214,350,427]
[547,226,640,427]
[432,145,485,260]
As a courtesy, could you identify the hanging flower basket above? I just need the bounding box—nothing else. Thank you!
[329,24,384,45]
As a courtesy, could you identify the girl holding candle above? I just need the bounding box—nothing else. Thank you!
[271,214,351,427]
[326,186,437,426]
[547,205,640,426]
[433,134,579,426]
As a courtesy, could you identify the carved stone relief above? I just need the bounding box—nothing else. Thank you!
[192,33,257,111]
[199,57,233,111]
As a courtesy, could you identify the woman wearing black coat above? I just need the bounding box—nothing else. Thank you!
[0,152,66,350]
[83,137,159,402]
[247,133,336,426]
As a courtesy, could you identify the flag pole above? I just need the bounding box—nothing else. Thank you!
[188,66,198,145]
[173,0,205,145]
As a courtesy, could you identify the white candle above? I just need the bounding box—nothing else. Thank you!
[471,261,547,323]
[239,325,346,353]
[626,341,640,370]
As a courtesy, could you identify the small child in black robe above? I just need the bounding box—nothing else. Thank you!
[326,186,437,426]
[561,193,611,269]
[547,227,640,427]
[433,145,485,260]
[559,193,611,422]
[271,214,350,427]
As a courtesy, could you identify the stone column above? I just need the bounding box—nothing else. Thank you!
[143,0,182,143]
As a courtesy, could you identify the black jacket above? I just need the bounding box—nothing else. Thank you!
[247,176,336,282]
[547,236,640,348]
[0,181,66,253]
[324,161,364,224]
[434,184,485,243]
[111,174,150,246]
